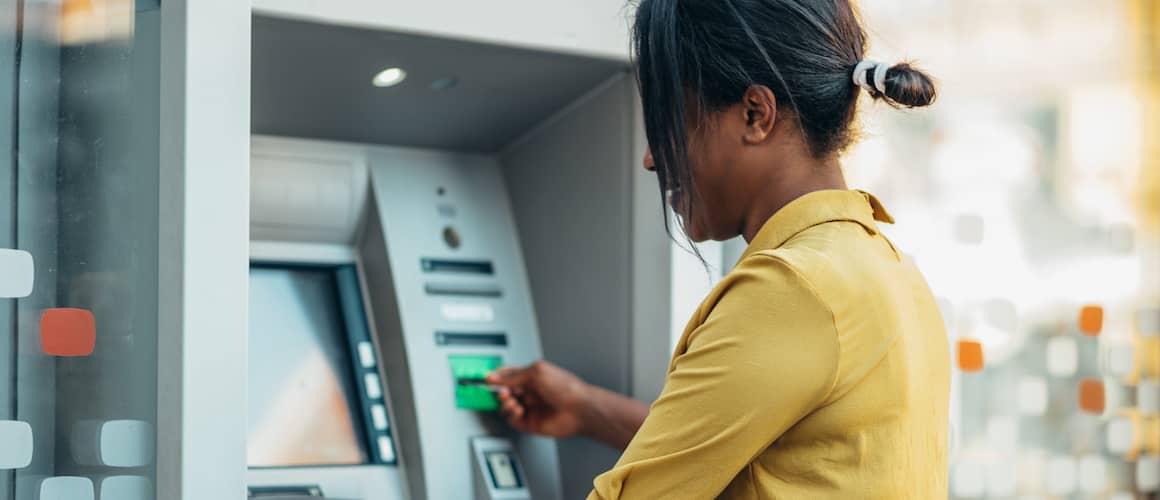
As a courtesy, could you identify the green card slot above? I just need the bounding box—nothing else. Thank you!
[450,355,502,411]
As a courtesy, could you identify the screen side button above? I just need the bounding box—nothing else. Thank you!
[377,436,396,463]
[370,404,388,430]
[364,374,383,400]
[358,341,376,368]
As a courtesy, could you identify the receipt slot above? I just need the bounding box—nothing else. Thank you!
[471,437,530,500]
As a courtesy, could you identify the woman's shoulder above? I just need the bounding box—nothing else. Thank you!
[741,223,903,310]
[728,246,831,301]
[685,249,841,383]
[709,249,836,329]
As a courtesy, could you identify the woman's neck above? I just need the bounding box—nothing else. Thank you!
[741,157,847,243]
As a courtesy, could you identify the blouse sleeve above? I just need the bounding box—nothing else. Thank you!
[588,253,840,499]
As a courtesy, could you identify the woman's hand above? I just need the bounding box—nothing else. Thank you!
[487,360,651,450]
[486,360,593,439]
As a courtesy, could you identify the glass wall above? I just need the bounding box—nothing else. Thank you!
[1,0,161,499]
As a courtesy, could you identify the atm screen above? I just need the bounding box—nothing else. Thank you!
[247,266,369,467]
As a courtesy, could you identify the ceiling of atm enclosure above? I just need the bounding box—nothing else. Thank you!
[251,15,630,153]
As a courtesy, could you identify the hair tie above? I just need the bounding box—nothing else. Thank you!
[852,60,890,94]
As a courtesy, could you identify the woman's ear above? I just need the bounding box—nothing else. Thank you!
[741,85,777,145]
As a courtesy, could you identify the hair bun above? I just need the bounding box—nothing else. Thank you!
[881,62,937,108]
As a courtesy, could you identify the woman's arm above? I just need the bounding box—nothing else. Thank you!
[579,383,651,450]
[486,361,650,451]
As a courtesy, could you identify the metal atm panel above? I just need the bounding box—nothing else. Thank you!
[359,151,562,500]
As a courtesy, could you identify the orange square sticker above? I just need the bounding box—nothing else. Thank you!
[1079,305,1104,336]
[40,308,95,357]
[1078,379,1105,414]
[957,340,984,373]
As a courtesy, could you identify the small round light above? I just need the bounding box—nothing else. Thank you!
[372,67,407,88]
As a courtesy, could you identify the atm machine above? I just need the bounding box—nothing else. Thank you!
[246,139,559,500]
[244,10,667,500]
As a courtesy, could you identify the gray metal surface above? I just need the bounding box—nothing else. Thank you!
[251,15,627,153]
[359,147,561,500]
[499,75,639,499]
[0,1,14,496]
[156,0,253,495]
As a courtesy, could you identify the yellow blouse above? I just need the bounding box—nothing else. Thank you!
[590,190,950,499]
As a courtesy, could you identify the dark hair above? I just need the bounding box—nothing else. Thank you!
[631,0,936,241]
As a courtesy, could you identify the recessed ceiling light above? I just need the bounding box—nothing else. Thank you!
[372,67,407,88]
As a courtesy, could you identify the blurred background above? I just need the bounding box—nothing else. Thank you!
[856,1,1159,498]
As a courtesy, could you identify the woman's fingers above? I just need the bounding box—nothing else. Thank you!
[487,365,532,387]
[498,388,527,423]
[502,398,524,419]
[493,364,559,435]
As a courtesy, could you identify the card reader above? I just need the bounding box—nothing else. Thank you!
[450,355,502,411]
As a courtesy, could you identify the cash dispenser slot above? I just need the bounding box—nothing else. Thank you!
[248,485,328,499]
[424,282,503,298]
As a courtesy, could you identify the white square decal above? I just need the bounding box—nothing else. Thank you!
[99,475,152,500]
[39,477,93,500]
[0,249,34,298]
[0,420,33,469]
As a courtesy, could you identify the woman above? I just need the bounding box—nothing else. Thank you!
[486,0,950,498]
